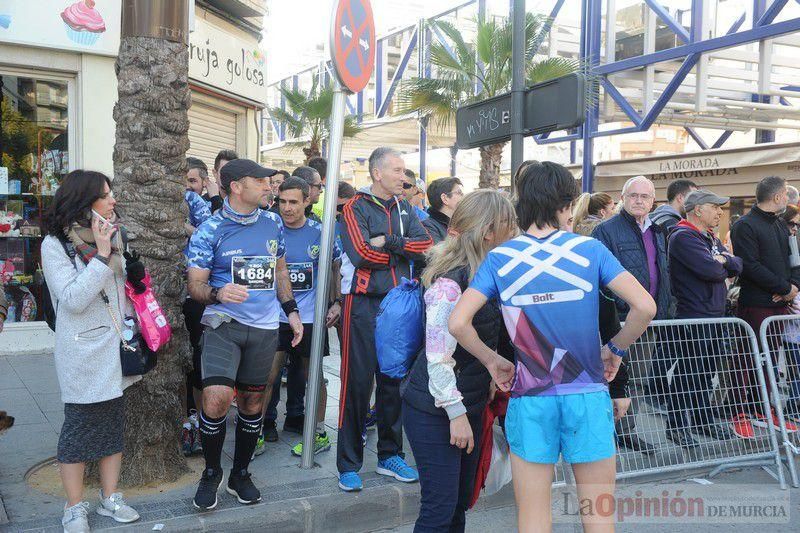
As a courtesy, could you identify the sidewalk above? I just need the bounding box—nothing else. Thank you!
[0,333,463,532]
[1,339,798,532]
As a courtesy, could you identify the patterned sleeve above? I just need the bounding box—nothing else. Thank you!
[185,191,212,228]
[424,277,467,420]
[187,220,215,270]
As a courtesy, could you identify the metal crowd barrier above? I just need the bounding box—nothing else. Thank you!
[547,318,788,489]
[759,315,800,488]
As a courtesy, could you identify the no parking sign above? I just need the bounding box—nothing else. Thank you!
[330,0,375,94]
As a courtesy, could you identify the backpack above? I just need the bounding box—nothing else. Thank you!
[42,237,76,331]
[375,276,425,378]
[374,204,425,379]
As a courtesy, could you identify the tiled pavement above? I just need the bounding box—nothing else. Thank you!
[0,332,436,532]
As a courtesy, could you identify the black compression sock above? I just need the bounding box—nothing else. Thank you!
[199,411,227,471]
[233,412,263,473]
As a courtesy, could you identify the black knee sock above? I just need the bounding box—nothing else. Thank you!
[233,412,263,473]
[199,411,227,472]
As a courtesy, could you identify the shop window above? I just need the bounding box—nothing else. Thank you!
[0,73,68,324]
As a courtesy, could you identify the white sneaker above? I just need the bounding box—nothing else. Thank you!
[96,490,140,523]
[62,501,90,533]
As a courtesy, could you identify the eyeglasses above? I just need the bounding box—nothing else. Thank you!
[402,182,414,190]
[789,222,799,229]
[310,183,323,190]
[625,193,654,201]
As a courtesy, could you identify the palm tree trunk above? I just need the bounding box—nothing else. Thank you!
[303,141,322,162]
[478,142,505,189]
[111,35,190,485]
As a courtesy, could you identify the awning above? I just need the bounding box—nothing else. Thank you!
[569,141,800,200]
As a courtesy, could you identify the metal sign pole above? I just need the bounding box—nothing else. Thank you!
[301,79,347,469]
[510,0,526,188]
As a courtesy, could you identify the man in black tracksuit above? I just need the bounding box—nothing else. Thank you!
[338,147,433,491]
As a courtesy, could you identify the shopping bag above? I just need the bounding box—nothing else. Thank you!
[125,272,172,352]
[375,277,424,378]
[483,424,513,496]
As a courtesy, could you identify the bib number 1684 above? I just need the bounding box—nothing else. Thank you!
[231,256,276,291]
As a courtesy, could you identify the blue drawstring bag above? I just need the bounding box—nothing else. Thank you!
[375,277,424,379]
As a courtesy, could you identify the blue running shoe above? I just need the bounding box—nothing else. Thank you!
[338,471,363,492]
[376,456,418,483]
[365,406,377,430]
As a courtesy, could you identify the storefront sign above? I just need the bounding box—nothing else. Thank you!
[189,17,266,106]
[0,0,121,56]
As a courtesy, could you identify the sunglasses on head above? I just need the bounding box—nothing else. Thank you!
[402,182,414,190]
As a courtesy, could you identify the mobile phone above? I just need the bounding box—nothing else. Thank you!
[91,209,113,226]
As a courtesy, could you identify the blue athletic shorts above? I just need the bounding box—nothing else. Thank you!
[505,390,615,464]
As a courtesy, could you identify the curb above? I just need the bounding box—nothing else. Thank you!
[2,475,515,532]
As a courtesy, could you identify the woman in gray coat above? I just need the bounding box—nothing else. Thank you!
[42,170,140,533]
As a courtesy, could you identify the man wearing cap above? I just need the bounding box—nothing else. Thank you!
[186,158,304,510]
[666,190,742,447]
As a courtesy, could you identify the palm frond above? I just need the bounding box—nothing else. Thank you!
[342,116,362,138]
[267,106,304,138]
[527,57,581,85]
[429,42,476,82]
[431,20,476,75]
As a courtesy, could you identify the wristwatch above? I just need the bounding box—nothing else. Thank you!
[606,340,627,360]
[209,287,220,304]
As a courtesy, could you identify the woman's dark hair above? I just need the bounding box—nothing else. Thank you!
[45,170,112,237]
[515,161,579,230]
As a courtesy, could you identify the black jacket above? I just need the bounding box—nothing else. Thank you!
[401,266,502,418]
[592,210,675,319]
[669,220,743,318]
[422,208,450,244]
[340,187,433,296]
[731,205,800,308]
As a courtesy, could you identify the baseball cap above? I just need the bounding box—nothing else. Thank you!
[219,158,278,190]
[684,189,729,211]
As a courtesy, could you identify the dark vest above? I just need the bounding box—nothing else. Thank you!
[401,266,501,417]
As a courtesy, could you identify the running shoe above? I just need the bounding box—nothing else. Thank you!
[752,409,799,433]
[227,469,261,504]
[253,436,266,458]
[97,490,140,523]
[365,406,377,430]
[376,456,418,483]
[181,422,193,457]
[62,501,90,533]
[731,413,756,439]
[361,428,367,447]
[193,468,223,510]
[338,471,363,492]
[291,433,332,457]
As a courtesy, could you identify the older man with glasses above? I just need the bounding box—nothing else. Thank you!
[592,176,675,455]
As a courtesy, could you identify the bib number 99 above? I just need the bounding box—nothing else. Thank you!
[288,262,314,292]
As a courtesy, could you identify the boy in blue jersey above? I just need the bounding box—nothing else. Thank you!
[266,177,343,457]
[186,159,304,511]
[449,162,656,531]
